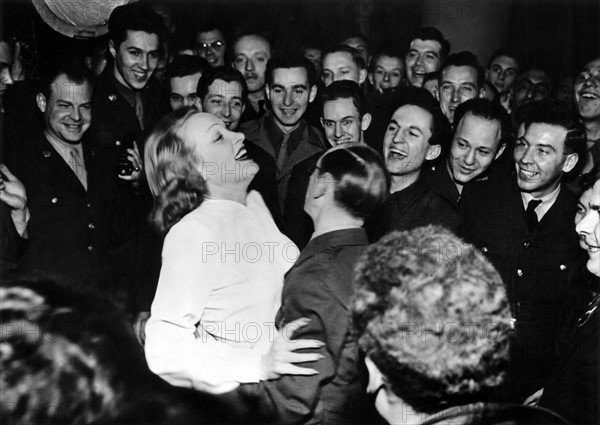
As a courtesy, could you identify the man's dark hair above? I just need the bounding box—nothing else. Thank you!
[39,59,94,99]
[388,87,451,147]
[108,2,168,48]
[196,66,248,101]
[487,47,521,70]
[423,71,440,86]
[518,99,586,156]
[408,27,451,63]
[265,55,316,87]
[321,80,368,117]
[195,19,226,39]
[370,49,405,73]
[440,51,485,88]
[453,98,512,148]
[168,55,211,80]
[322,44,366,71]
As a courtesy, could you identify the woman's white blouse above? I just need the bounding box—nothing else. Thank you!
[145,191,298,393]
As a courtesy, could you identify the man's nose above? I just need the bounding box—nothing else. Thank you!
[222,102,232,117]
[70,107,81,121]
[283,90,294,106]
[334,122,343,138]
[519,146,534,163]
[464,149,476,165]
[245,59,255,72]
[0,67,14,86]
[451,87,460,102]
[139,55,149,70]
[383,72,390,82]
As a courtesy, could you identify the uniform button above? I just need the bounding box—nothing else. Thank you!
[86,203,91,208]
[560,264,567,271]
[88,223,95,229]
[523,242,530,249]
[115,140,121,146]
[517,269,523,277]
[51,197,58,204]
[88,245,94,251]
[481,247,488,253]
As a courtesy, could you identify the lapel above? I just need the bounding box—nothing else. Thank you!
[533,185,576,239]
[35,134,87,194]
[505,179,529,236]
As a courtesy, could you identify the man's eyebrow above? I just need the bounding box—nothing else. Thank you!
[536,143,557,152]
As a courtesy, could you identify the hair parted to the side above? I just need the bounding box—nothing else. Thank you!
[144,107,208,234]
[351,226,512,414]
[317,145,389,219]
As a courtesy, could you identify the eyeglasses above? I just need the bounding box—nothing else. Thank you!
[515,80,549,100]
[575,71,600,86]
[198,41,224,52]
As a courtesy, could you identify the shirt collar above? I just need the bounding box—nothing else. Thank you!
[45,133,84,163]
[521,183,561,220]
[265,112,306,152]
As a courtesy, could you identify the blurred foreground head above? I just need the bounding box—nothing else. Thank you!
[352,226,512,421]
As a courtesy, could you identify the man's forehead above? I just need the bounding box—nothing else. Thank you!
[519,122,568,145]
[170,73,201,90]
[272,67,308,85]
[208,79,243,95]
[323,98,359,118]
[519,70,550,84]
[198,29,224,41]
[491,55,519,69]
[50,76,92,100]
[123,30,159,49]
[442,65,478,83]
[409,39,441,53]
[234,36,270,54]
[581,58,600,72]
[323,52,357,68]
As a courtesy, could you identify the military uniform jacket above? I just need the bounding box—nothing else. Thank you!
[460,174,585,396]
[9,132,117,295]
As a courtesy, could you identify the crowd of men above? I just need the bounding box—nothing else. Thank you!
[0,1,599,424]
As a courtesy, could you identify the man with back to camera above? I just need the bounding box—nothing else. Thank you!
[232,33,272,124]
[320,80,371,147]
[425,98,510,210]
[486,48,520,113]
[365,87,459,242]
[437,51,486,125]
[240,55,327,250]
[405,27,450,88]
[196,66,248,131]
[460,99,587,401]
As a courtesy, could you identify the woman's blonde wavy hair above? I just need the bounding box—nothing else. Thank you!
[144,107,208,233]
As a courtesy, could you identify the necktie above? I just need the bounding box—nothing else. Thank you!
[276,133,290,175]
[68,148,87,190]
[135,92,144,130]
[525,199,542,231]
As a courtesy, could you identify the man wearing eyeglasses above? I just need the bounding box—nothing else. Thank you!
[195,22,227,67]
[437,51,486,125]
[574,57,600,175]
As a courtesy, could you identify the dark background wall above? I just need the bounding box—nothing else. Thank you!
[1,0,599,80]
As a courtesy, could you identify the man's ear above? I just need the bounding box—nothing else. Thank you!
[563,152,579,173]
[194,97,203,112]
[320,117,326,129]
[313,171,332,199]
[265,84,271,102]
[479,85,486,99]
[108,40,117,59]
[425,144,442,161]
[365,356,384,394]
[494,143,506,160]
[361,113,372,131]
[36,93,47,113]
[358,69,368,85]
[368,72,374,86]
[485,69,490,81]
[308,85,317,103]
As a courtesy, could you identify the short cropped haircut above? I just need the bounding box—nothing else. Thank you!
[196,66,248,102]
[487,47,521,71]
[440,51,485,88]
[352,226,512,414]
[168,55,211,80]
[144,108,208,233]
[38,59,94,99]
[517,99,586,156]
[453,98,512,148]
[195,19,226,38]
[321,80,368,117]
[265,55,317,87]
[370,49,405,73]
[108,2,167,49]
[322,44,366,71]
[388,87,451,147]
[317,145,389,219]
[408,27,451,62]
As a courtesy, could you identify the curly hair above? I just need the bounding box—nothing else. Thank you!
[144,107,208,234]
[351,226,512,414]
[0,279,143,425]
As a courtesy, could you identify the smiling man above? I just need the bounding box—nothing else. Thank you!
[486,48,520,112]
[321,80,371,146]
[321,44,367,88]
[460,99,587,402]
[168,55,210,111]
[197,66,247,131]
[240,55,326,249]
[574,57,600,175]
[405,27,450,88]
[365,87,458,242]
